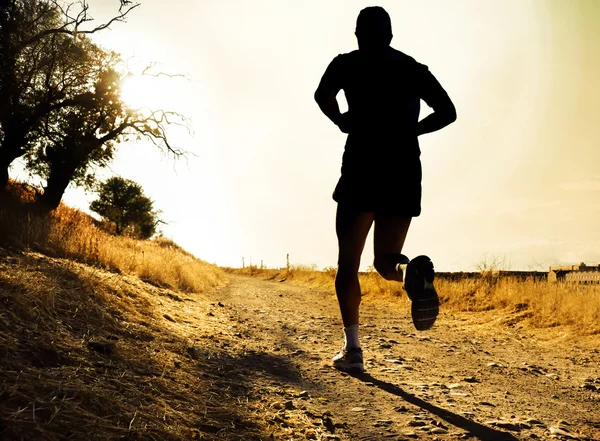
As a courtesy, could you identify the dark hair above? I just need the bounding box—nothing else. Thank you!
[355,6,392,38]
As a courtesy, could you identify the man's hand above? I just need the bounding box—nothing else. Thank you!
[315,87,352,134]
[335,112,352,134]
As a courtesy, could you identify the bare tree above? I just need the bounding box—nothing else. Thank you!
[0,0,139,190]
[23,38,187,211]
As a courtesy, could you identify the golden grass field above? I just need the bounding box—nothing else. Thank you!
[0,182,233,440]
[2,180,600,440]
[227,263,600,337]
[0,181,226,294]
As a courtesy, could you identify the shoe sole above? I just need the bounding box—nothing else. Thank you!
[333,362,365,374]
[411,280,439,331]
[405,256,439,331]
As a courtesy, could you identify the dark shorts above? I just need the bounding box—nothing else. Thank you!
[332,154,422,216]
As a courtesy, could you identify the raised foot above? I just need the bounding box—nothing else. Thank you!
[404,255,439,331]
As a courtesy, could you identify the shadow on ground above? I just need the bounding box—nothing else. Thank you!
[350,372,519,441]
[0,251,314,441]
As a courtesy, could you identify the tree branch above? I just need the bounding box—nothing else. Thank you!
[21,1,141,48]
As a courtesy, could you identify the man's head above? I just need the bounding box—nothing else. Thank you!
[355,6,392,51]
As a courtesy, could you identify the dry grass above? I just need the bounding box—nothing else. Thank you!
[226,266,600,336]
[0,181,226,293]
[0,251,266,440]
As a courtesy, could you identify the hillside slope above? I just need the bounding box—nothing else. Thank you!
[0,248,264,440]
[2,249,600,440]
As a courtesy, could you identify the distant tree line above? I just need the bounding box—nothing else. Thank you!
[0,0,186,214]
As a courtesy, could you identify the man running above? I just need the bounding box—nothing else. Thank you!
[314,6,456,373]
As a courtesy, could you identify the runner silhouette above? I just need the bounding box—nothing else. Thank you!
[315,6,456,373]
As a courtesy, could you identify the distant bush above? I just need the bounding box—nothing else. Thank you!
[90,177,161,239]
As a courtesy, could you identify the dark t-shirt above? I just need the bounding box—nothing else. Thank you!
[318,47,452,163]
[317,47,452,214]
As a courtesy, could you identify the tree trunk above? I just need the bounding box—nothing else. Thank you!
[35,166,73,213]
[0,132,29,191]
[0,150,18,191]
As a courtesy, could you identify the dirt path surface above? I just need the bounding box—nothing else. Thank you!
[202,275,600,441]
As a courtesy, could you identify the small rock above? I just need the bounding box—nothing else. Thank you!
[322,416,335,433]
[217,302,224,307]
[487,362,503,368]
[296,390,309,398]
[448,383,463,389]
[291,349,305,356]
[431,427,448,434]
[284,400,295,409]
[384,359,404,364]
[408,420,426,427]
[351,407,366,412]
[463,376,479,383]
[485,420,522,432]
[525,418,545,427]
[479,401,496,407]
[271,401,284,410]
[549,427,578,439]
[379,343,392,349]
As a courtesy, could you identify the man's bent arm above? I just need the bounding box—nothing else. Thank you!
[314,88,345,129]
[416,101,457,136]
[416,66,457,136]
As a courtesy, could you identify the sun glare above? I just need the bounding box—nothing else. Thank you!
[120,74,188,113]
[120,75,160,110]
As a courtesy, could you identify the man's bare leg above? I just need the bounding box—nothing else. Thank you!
[373,214,412,281]
[333,205,373,372]
[373,213,439,330]
[335,206,374,327]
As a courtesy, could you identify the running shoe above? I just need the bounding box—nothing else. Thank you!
[403,255,439,331]
[332,347,365,373]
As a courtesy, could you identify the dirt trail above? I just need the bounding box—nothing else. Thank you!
[202,275,600,440]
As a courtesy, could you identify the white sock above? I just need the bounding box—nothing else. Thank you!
[343,324,360,349]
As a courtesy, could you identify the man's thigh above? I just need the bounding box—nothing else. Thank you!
[336,205,374,268]
[373,213,412,256]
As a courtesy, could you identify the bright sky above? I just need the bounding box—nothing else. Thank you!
[14,0,600,271]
